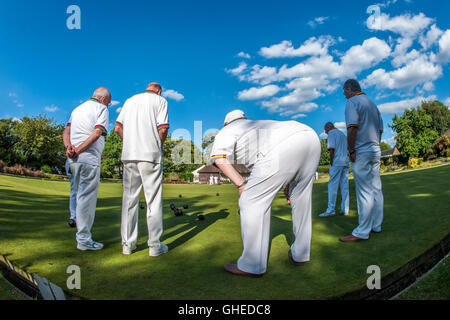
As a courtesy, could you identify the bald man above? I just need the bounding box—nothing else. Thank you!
[114,83,169,256]
[211,110,321,277]
[62,87,111,251]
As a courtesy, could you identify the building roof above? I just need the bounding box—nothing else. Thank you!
[197,164,250,174]
[381,147,400,158]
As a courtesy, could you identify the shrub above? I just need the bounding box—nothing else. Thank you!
[0,160,4,172]
[429,134,450,158]
[41,165,52,174]
[408,158,420,169]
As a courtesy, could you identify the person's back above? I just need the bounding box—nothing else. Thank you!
[117,91,169,163]
[327,129,348,167]
[345,94,383,153]
[212,119,314,170]
[69,99,109,166]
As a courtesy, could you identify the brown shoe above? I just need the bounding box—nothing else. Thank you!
[288,250,307,266]
[224,264,263,278]
[340,235,368,242]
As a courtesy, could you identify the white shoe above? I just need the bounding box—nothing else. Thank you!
[122,244,137,255]
[319,212,335,218]
[149,243,168,257]
[77,241,104,251]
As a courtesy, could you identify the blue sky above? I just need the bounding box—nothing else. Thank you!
[1,0,449,147]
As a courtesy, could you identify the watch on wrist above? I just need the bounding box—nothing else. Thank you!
[237,181,247,189]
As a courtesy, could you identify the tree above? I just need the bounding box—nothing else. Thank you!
[0,118,19,165]
[319,139,330,165]
[380,142,392,151]
[11,115,65,170]
[422,100,450,136]
[162,135,203,178]
[101,130,123,178]
[390,107,439,160]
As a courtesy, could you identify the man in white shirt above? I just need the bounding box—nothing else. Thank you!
[319,122,350,217]
[341,79,384,242]
[62,87,111,251]
[210,110,321,277]
[114,83,169,256]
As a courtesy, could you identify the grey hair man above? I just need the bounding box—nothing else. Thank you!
[340,79,384,242]
[114,82,169,256]
[319,122,350,218]
[210,110,321,277]
[62,87,111,251]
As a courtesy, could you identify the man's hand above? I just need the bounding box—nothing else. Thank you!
[349,151,356,163]
[284,185,291,205]
[66,145,78,159]
[238,184,247,200]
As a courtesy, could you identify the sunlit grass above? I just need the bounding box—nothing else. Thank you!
[0,164,449,299]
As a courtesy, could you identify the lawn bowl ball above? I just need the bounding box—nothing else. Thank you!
[216,193,219,196]
[170,203,176,210]
[175,209,183,217]
[198,214,205,221]
[179,194,182,198]
[183,204,188,209]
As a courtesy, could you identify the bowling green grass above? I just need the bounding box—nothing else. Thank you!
[0,164,449,300]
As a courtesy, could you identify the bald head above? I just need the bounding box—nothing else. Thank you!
[324,122,335,134]
[146,82,162,95]
[92,87,112,106]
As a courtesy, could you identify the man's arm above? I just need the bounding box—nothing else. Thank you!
[214,157,246,198]
[329,148,335,166]
[347,126,358,162]
[159,128,168,144]
[74,129,103,155]
[62,126,76,158]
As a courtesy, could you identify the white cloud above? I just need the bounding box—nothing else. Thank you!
[444,98,450,106]
[382,136,397,147]
[116,107,122,113]
[307,16,329,29]
[237,52,251,59]
[367,13,433,38]
[110,100,120,107]
[12,117,22,123]
[363,56,442,91]
[162,89,184,101]
[45,104,59,113]
[436,30,450,63]
[419,24,443,50]
[8,92,17,97]
[319,132,328,139]
[238,85,280,100]
[334,122,347,132]
[378,95,436,114]
[340,37,392,76]
[226,62,248,76]
[259,36,335,59]
[291,113,307,119]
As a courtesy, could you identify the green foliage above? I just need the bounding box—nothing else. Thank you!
[319,139,330,165]
[0,118,19,165]
[421,100,450,136]
[101,130,123,178]
[7,115,65,170]
[390,107,439,160]
[163,135,203,175]
[40,165,52,174]
[380,141,392,151]
[429,134,450,158]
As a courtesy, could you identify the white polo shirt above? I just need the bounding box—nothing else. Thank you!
[115,91,169,163]
[67,98,109,167]
[327,129,349,167]
[345,93,383,153]
[210,119,313,170]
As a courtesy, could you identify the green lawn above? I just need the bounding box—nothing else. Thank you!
[0,164,449,300]
[0,273,25,300]
[395,255,450,300]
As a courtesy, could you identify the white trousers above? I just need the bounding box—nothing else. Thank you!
[237,130,321,274]
[325,166,349,215]
[69,162,100,245]
[66,159,77,221]
[351,151,384,239]
[121,161,163,250]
